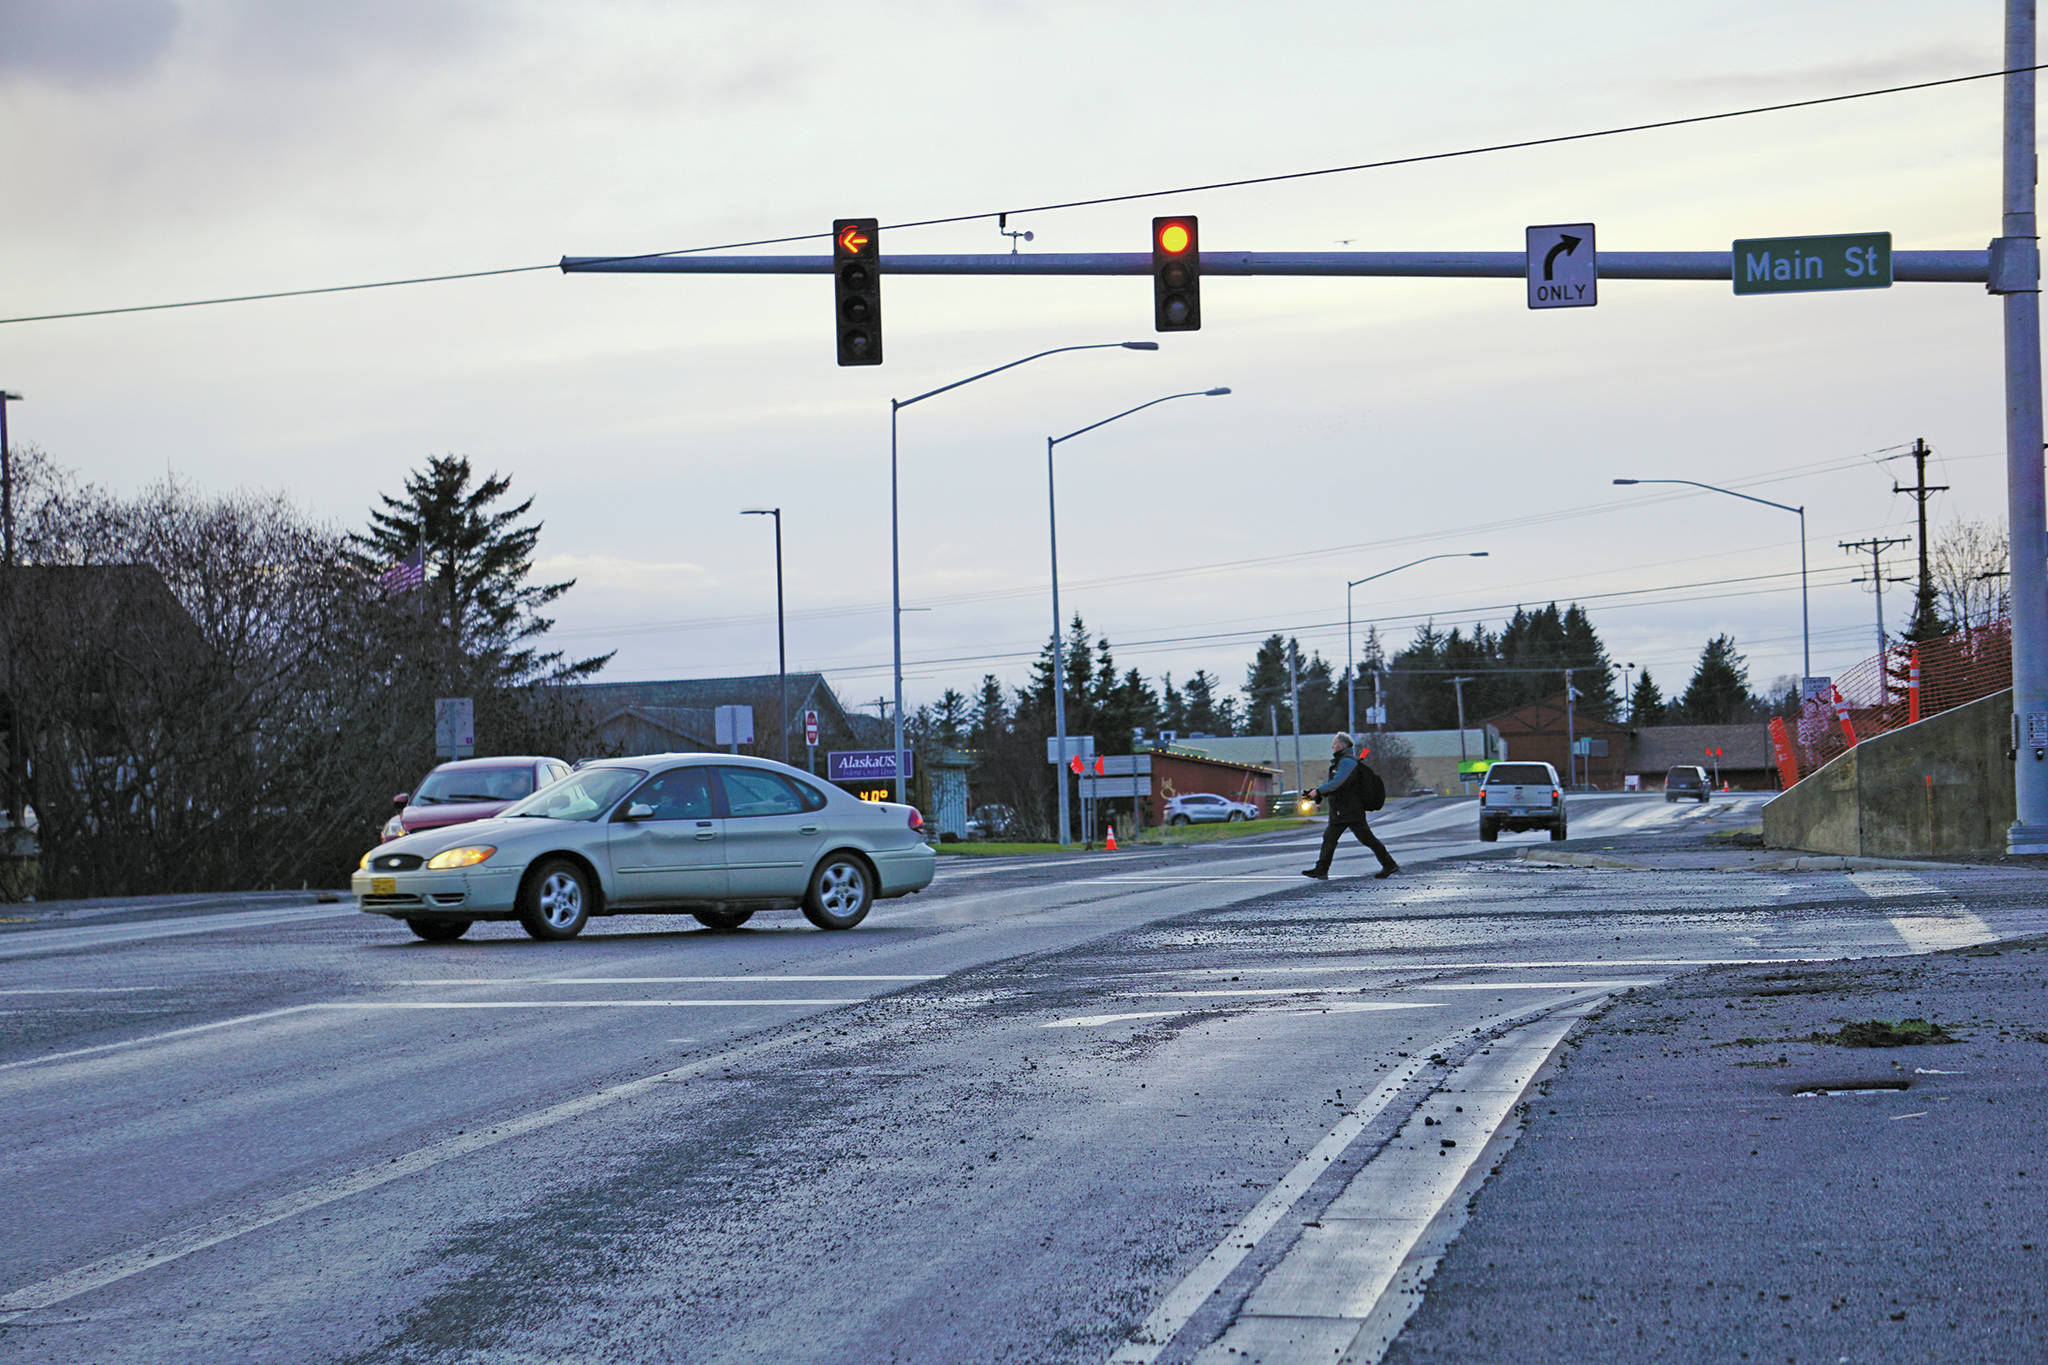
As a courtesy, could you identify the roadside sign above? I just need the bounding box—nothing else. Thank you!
[434,697,474,759]
[1046,735,1097,765]
[827,749,909,782]
[714,704,754,747]
[1526,223,1596,309]
[1732,232,1891,295]
[803,709,820,747]
[1801,676,1833,703]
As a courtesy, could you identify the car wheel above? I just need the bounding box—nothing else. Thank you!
[1479,822,1498,843]
[1170,814,1190,826]
[406,918,470,943]
[1226,811,1244,822]
[692,907,754,930]
[519,858,592,940]
[802,853,873,930]
[1551,822,1568,842]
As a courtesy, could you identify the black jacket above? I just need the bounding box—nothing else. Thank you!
[1314,753,1367,820]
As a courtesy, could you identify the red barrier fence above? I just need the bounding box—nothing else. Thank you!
[1788,620,2011,783]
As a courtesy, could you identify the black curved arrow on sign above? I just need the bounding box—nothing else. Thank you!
[1542,234,1582,281]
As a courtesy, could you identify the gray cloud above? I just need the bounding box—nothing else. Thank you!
[0,0,181,85]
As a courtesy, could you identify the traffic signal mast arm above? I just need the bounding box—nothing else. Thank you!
[563,248,1991,281]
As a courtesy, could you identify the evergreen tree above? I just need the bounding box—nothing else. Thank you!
[1629,670,1665,726]
[351,454,608,685]
[971,674,1009,746]
[1184,670,1228,735]
[1243,635,1292,732]
[1159,673,1187,735]
[933,688,970,744]
[1676,635,1756,724]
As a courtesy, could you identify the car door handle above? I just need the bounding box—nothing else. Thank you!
[695,821,718,841]
[799,824,821,835]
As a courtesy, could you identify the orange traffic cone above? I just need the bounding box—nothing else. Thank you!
[1104,828,1117,852]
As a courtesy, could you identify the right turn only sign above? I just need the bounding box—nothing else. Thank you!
[1527,222,1596,309]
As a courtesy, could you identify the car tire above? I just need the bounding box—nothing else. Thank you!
[406,918,470,943]
[1550,822,1568,842]
[519,858,592,940]
[692,907,754,930]
[1479,822,1498,842]
[1226,811,1244,822]
[802,853,873,930]
[1170,814,1190,826]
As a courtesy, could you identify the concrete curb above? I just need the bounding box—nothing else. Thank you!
[1518,849,2000,874]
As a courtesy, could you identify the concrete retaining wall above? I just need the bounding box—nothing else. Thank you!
[1762,690,2014,857]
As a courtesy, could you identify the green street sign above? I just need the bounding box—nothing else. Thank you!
[1732,232,1891,295]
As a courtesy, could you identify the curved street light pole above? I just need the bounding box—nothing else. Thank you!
[740,508,785,763]
[1613,478,1809,682]
[1046,387,1231,846]
[888,341,1158,804]
[1344,552,1489,734]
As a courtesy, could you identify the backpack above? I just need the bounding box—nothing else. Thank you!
[1354,761,1387,812]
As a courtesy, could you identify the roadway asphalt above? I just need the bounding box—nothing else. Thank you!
[0,792,2040,1364]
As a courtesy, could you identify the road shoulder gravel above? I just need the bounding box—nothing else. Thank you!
[1379,935,2048,1363]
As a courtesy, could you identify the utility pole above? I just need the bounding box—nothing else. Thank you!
[1563,668,1578,789]
[1888,437,1950,639]
[0,391,19,842]
[1449,676,1473,779]
[1286,645,1304,792]
[1840,536,1912,657]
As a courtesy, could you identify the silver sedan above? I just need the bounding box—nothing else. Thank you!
[352,753,937,942]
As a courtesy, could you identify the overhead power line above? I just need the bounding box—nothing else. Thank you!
[3,62,2036,327]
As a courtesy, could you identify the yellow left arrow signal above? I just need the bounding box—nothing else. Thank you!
[837,225,870,255]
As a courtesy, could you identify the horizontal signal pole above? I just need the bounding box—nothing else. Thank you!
[562,249,1990,283]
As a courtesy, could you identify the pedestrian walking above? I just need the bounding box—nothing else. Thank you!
[1302,733,1398,881]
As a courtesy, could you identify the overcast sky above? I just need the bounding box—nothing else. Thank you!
[0,0,2025,726]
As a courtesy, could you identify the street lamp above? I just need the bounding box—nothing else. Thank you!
[740,508,786,764]
[1618,660,1637,722]
[1614,478,1810,682]
[888,342,1158,804]
[1344,553,1489,734]
[1046,386,1231,845]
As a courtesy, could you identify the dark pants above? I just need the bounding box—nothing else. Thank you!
[1313,813,1396,874]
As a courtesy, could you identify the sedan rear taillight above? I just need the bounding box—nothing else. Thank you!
[906,807,925,832]
[1550,789,1561,803]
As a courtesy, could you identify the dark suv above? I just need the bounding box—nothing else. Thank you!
[1663,764,1711,803]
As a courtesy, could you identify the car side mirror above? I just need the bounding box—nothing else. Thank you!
[623,802,655,821]
[394,792,409,806]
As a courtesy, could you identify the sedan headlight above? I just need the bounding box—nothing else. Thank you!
[358,849,375,870]
[426,845,496,870]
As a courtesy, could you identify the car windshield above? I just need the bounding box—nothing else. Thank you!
[1485,764,1553,785]
[414,767,536,805]
[500,767,644,822]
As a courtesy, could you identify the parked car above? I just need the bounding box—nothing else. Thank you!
[1272,790,1317,817]
[963,804,1016,840]
[1477,761,1567,841]
[354,753,937,942]
[1664,764,1712,803]
[1164,792,1262,825]
[382,755,573,842]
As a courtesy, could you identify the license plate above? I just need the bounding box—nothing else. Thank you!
[1511,808,1530,817]
[371,877,396,894]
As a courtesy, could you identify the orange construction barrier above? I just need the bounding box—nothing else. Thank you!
[1908,647,1922,725]
[1104,828,1117,852]
[1832,684,1860,747]
[1768,716,1801,789]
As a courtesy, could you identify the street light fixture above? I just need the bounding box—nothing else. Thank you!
[1344,552,1488,734]
[888,342,1158,803]
[1045,385,1231,845]
[1612,478,1810,682]
[740,508,786,764]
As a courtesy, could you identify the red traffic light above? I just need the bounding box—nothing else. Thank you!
[1151,215,1201,331]
[1156,219,1193,255]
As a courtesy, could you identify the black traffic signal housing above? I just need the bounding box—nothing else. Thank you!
[1152,215,1200,331]
[833,218,882,365]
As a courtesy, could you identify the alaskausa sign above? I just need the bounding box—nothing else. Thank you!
[826,749,911,782]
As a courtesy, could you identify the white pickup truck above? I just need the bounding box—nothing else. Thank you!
[1478,761,1567,842]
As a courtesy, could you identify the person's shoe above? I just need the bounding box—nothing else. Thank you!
[1374,864,1399,879]
[1300,868,1329,880]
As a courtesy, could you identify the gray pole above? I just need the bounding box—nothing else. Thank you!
[1345,584,1356,735]
[0,392,18,838]
[1271,705,1282,792]
[2003,0,2048,851]
[890,401,905,804]
[743,508,787,764]
[1288,645,1304,788]
[1450,676,1472,766]
[1564,668,1577,789]
[1049,436,1070,846]
[1045,387,1227,846]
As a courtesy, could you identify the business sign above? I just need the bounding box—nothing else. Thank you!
[1732,232,1890,295]
[1526,222,1596,309]
[827,749,911,782]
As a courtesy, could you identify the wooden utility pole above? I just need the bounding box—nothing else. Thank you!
[1890,437,1950,639]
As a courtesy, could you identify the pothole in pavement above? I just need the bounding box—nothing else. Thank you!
[1790,1078,1914,1095]
[1807,1017,1959,1047]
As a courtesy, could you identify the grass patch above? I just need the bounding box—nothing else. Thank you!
[934,841,1071,857]
[1808,1017,1958,1048]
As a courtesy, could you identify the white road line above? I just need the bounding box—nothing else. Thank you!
[0,1029,810,1323]
[324,999,865,1010]
[1849,871,1941,899]
[0,904,360,961]
[1157,957,1837,976]
[402,975,941,986]
[1104,993,1604,1365]
[1044,1011,1189,1029]
[1082,876,1309,885]
[0,1005,322,1075]
[1046,1001,1445,1030]
[0,987,160,995]
[1889,913,1995,952]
